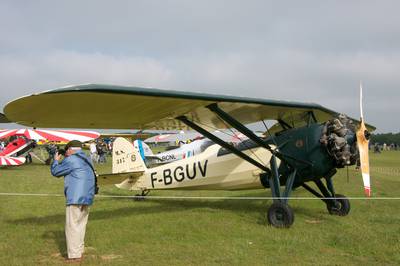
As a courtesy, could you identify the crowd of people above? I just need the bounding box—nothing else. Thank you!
[89,139,112,164]
[372,142,399,153]
[43,138,113,165]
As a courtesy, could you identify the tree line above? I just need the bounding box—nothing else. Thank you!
[370,132,400,145]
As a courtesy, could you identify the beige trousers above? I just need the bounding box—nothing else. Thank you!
[65,205,89,259]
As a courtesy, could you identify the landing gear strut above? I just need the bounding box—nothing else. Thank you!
[265,156,297,228]
[302,178,350,216]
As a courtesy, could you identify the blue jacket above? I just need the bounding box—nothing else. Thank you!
[51,150,95,205]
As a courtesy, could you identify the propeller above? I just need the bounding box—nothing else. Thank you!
[356,82,371,197]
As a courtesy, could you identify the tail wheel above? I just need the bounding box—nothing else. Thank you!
[327,194,350,216]
[267,202,294,228]
[134,189,150,201]
[134,194,146,201]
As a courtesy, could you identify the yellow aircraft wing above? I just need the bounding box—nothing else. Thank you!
[3,84,374,131]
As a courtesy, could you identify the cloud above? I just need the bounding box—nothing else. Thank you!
[1,48,399,132]
[0,51,172,100]
[0,1,399,132]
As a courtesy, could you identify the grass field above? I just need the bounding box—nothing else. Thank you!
[1,150,399,265]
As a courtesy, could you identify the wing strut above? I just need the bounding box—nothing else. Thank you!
[206,103,312,167]
[207,103,275,153]
[176,116,270,172]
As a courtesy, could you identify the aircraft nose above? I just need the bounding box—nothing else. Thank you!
[320,114,359,168]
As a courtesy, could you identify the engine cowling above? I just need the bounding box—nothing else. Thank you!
[320,114,358,168]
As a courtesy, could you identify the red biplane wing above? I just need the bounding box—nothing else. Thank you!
[0,156,26,166]
[0,129,100,142]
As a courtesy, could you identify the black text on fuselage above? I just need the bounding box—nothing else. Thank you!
[150,160,208,188]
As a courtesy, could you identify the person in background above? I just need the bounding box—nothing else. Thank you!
[25,152,32,163]
[89,141,98,163]
[45,142,57,165]
[51,140,96,263]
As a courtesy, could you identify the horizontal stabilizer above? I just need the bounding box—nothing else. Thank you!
[97,172,144,185]
[145,155,163,160]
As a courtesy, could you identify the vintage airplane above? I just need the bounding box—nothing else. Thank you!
[0,156,26,166]
[0,135,36,166]
[0,120,27,166]
[0,152,26,167]
[3,84,374,227]
[0,128,100,144]
[0,135,36,157]
[0,125,100,165]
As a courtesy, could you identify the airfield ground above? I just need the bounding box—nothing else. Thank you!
[0,150,399,265]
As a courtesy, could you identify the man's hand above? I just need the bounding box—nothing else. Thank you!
[54,152,62,161]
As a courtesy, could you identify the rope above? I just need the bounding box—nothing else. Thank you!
[0,192,399,200]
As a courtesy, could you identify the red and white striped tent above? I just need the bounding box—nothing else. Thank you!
[0,129,100,142]
[0,156,26,166]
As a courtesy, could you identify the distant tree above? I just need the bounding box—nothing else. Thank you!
[370,132,400,145]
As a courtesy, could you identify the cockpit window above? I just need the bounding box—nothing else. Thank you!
[217,139,258,157]
[199,140,214,152]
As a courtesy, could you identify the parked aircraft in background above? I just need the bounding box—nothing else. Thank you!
[0,155,26,166]
[135,138,213,165]
[0,127,100,166]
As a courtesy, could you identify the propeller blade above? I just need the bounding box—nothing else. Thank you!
[356,83,371,197]
[357,120,371,196]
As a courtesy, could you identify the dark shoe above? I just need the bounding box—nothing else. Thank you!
[65,257,82,263]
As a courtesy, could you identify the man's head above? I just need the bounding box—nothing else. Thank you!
[64,140,82,157]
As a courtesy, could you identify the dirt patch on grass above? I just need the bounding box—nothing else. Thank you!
[305,219,322,224]
[101,254,123,260]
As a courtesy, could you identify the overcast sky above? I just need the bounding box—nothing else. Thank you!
[0,1,399,133]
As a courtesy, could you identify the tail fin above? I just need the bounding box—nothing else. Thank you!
[113,137,147,174]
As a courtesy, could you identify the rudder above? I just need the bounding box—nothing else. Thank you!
[112,137,147,174]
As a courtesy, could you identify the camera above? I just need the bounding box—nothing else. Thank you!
[58,148,66,156]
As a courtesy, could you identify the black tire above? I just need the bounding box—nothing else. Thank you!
[134,194,146,201]
[327,194,350,216]
[267,202,295,228]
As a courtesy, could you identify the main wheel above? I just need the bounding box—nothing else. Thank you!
[267,202,294,228]
[326,194,350,216]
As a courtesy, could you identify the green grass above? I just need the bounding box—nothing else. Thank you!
[1,151,399,265]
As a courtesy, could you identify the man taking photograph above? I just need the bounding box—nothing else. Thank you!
[51,140,96,263]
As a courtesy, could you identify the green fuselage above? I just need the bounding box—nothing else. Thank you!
[262,122,356,188]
